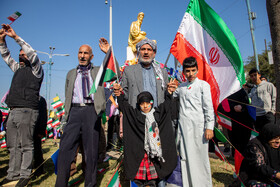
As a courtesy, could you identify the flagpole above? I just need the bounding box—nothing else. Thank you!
[111,45,119,83]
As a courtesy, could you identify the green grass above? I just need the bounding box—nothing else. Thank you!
[0,139,234,186]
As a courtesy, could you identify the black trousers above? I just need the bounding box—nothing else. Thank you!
[255,112,275,132]
[33,133,44,174]
[55,105,100,187]
[107,115,120,149]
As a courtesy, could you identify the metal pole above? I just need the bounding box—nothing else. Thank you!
[245,0,259,70]
[45,61,49,106]
[48,47,54,113]
[109,0,113,46]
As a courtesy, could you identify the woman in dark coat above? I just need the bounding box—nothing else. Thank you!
[232,123,280,186]
[116,89,177,186]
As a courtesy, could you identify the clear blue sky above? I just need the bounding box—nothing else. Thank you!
[0,0,271,105]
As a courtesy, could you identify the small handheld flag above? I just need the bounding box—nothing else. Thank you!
[7,11,22,24]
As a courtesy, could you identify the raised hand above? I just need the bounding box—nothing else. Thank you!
[167,78,178,94]
[0,28,6,43]
[2,24,19,40]
[113,83,123,96]
[99,37,110,54]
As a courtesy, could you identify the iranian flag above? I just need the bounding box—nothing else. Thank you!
[47,118,53,124]
[7,11,22,22]
[250,130,259,140]
[49,132,54,138]
[0,137,6,145]
[170,0,245,111]
[214,144,225,161]
[51,119,61,128]
[56,108,65,117]
[89,47,117,95]
[51,99,63,109]
[106,170,121,187]
[218,113,232,130]
[1,143,7,148]
[0,106,9,116]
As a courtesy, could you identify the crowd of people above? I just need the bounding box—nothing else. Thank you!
[0,23,279,187]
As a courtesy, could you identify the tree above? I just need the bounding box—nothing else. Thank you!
[244,45,275,84]
[267,0,280,124]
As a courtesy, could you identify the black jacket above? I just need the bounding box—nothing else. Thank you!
[117,92,177,180]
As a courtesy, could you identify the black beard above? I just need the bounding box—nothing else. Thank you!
[19,56,30,67]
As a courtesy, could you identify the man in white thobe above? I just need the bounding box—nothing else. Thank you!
[174,57,214,187]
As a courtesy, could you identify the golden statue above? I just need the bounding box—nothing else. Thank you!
[128,12,146,53]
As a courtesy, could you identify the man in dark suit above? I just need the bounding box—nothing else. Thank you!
[55,38,117,187]
[121,38,168,108]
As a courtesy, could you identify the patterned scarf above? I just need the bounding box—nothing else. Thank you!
[152,60,165,89]
[142,108,165,162]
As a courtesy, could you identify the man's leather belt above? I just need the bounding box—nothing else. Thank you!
[71,103,94,107]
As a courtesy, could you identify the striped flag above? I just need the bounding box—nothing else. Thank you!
[170,0,245,111]
[89,47,117,95]
[107,170,121,187]
[47,118,53,124]
[1,143,7,148]
[51,119,61,128]
[41,137,46,142]
[0,137,6,145]
[214,127,227,143]
[0,106,9,116]
[218,113,232,131]
[56,108,65,117]
[250,130,259,140]
[51,99,63,109]
[49,132,54,138]
[7,11,22,22]
[215,144,225,161]
[46,124,52,131]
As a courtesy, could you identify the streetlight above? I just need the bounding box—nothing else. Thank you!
[105,0,112,46]
[35,47,69,112]
[245,0,259,71]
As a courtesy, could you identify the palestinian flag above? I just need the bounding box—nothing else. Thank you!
[47,118,53,124]
[215,144,225,161]
[218,113,232,131]
[89,47,117,95]
[56,108,65,117]
[170,0,245,111]
[0,106,9,116]
[106,170,121,187]
[51,99,63,109]
[51,119,61,128]
[7,11,22,22]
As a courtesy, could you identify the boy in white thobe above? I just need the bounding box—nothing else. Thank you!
[174,57,215,187]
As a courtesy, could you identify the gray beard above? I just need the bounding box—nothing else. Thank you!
[139,56,153,66]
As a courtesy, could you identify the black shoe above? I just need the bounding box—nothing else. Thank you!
[15,178,29,187]
[0,178,18,186]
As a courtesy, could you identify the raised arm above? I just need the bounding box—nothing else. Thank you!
[0,27,20,72]
[1,24,43,78]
